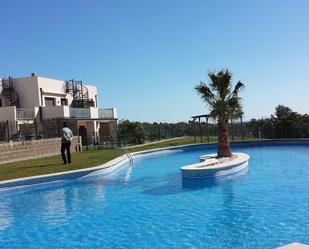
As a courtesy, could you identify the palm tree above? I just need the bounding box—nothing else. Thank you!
[195,69,244,158]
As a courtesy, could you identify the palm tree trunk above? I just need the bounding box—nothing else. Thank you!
[217,119,232,158]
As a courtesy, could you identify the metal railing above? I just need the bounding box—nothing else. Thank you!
[121,145,133,165]
[16,108,35,120]
[98,108,116,119]
[69,108,90,118]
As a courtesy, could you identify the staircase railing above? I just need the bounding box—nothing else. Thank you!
[66,79,92,107]
[0,77,20,107]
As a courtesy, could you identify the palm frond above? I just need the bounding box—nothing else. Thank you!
[195,82,215,105]
[230,81,244,97]
[208,69,232,100]
[196,69,244,122]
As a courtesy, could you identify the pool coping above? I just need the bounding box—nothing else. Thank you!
[0,138,308,190]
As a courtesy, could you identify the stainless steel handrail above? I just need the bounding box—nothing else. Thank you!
[121,145,133,165]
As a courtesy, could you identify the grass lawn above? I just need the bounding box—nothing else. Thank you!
[0,136,247,181]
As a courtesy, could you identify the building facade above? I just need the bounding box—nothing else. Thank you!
[0,73,117,143]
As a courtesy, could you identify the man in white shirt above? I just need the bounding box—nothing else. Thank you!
[61,122,73,164]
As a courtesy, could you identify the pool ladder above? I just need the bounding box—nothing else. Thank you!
[121,145,134,165]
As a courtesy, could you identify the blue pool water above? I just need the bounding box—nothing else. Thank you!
[0,144,308,249]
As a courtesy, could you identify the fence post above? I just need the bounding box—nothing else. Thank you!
[230,119,234,141]
[198,117,202,143]
[111,136,114,149]
[6,120,9,142]
[272,123,275,139]
[240,116,244,141]
[93,131,96,148]
[194,123,197,143]
[34,119,38,139]
[57,119,60,137]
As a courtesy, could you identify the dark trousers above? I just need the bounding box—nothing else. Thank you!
[61,142,71,164]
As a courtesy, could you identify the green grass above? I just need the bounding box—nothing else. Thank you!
[0,136,247,181]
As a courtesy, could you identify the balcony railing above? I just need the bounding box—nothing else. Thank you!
[69,108,90,118]
[98,108,117,119]
[16,108,35,120]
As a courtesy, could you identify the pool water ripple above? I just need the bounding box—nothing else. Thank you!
[0,144,308,248]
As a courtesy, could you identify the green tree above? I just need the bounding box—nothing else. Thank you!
[195,69,244,157]
[118,120,145,144]
[272,105,300,138]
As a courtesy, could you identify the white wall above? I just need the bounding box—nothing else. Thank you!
[1,76,100,111]
[37,77,74,106]
[86,85,98,106]
[0,106,16,121]
[42,106,70,119]
[11,76,40,108]
[89,107,98,118]
[112,108,118,119]
[37,76,65,95]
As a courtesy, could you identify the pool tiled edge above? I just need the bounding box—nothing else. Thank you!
[0,155,129,191]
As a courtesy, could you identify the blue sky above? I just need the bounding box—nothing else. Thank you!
[0,0,308,122]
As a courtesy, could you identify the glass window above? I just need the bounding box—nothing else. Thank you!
[45,97,55,107]
[61,98,68,106]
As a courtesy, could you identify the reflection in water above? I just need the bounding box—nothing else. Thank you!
[141,173,183,195]
[30,179,107,229]
[124,165,133,185]
[43,189,68,228]
[182,167,249,189]
[0,199,14,231]
[142,167,249,195]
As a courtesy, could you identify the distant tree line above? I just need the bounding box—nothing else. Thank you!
[249,105,309,139]
[117,105,309,145]
[117,120,189,144]
[117,120,220,144]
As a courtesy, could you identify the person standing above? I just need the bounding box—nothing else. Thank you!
[61,122,73,164]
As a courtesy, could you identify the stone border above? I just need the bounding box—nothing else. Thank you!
[0,139,308,191]
[0,136,81,165]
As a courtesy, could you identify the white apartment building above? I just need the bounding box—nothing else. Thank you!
[0,73,117,142]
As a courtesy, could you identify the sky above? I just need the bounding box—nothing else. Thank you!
[0,0,308,122]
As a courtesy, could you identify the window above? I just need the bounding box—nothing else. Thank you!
[0,99,2,107]
[45,97,55,107]
[61,98,68,106]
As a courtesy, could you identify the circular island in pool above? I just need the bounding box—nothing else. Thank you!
[0,140,308,249]
[181,152,250,178]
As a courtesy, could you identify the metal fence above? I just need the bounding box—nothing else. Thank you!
[1,119,309,147]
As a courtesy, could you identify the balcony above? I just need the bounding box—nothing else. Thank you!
[0,106,36,122]
[98,108,117,119]
[16,108,35,120]
[0,106,117,122]
[69,108,90,118]
[42,106,70,120]
[35,106,117,120]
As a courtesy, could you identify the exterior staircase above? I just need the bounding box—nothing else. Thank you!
[0,77,20,107]
[65,79,94,107]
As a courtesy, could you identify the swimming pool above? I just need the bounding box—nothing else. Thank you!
[0,142,308,248]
